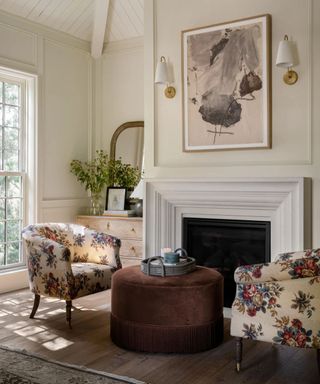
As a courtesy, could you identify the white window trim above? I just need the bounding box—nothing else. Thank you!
[0,65,38,283]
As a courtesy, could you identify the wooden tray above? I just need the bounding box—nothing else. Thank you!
[141,256,196,277]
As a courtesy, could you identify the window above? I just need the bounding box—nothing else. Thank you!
[0,68,37,271]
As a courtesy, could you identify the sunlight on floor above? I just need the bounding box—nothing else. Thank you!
[77,306,98,312]
[17,310,35,317]
[42,336,74,351]
[9,298,32,304]
[2,301,15,305]
[0,291,108,352]
[1,309,13,315]
[44,297,60,303]
[8,322,75,351]
[14,325,45,337]
[25,305,50,311]
[37,308,65,319]
[5,320,30,330]
[27,330,59,343]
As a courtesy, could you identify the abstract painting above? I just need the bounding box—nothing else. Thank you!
[182,15,271,151]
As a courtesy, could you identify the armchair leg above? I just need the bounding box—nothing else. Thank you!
[317,349,320,376]
[30,294,40,319]
[236,337,243,372]
[66,300,72,329]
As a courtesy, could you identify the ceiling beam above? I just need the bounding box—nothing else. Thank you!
[91,0,110,58]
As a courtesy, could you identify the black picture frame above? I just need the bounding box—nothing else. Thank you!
[106,187,127,211]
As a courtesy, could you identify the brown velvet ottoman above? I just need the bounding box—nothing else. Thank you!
[110,265,224,353]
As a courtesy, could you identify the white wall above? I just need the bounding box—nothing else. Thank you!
[40,40,92,221]
[0,12,92,292]
[0,12,92,222]
[144,0,320,246]
[92,37,144,204]
[94,37,144,154]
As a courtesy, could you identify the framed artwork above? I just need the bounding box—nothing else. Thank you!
[182,14,271,151]
[106,187,126,211]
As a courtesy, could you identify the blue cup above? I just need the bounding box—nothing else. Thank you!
[164,251,179,264]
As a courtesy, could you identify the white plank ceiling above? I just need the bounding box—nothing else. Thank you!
[0,0,144,43]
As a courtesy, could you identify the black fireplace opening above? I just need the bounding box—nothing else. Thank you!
[182,218,271,308]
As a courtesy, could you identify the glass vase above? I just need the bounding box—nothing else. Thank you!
[89,192,102,215]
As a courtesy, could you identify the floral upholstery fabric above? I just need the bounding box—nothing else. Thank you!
[231,249,320,349]
[71,263,113,298]
[22,223,121,301]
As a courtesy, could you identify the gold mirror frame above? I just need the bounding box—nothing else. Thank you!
[110,121,144,167]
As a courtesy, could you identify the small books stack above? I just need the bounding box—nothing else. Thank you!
[103,210,135,217]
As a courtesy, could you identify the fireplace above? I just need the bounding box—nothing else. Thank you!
[144,178,310,313]
[182,218,271,307]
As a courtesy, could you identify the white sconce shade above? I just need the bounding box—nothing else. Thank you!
[155,57,169,84]
[276,38,296,68]
[276,35,298,85]
[130,179,144,200]
[155,56,176,98]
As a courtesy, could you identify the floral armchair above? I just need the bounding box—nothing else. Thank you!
[22,223,121,327]
[230,249,320,374]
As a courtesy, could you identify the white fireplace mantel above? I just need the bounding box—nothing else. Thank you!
[144,177,311,261]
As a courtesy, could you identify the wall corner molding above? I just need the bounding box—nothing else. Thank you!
[103,36,144,56]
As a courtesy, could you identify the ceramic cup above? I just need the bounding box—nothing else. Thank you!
[164,251,179,264]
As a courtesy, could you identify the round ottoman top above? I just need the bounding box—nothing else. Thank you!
[112,265,223,288]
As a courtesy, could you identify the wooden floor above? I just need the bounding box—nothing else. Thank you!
[0,288,318,384]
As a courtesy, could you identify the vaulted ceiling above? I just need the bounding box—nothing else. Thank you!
[0,0,144,44]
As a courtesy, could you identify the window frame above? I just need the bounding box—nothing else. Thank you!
[0,66,37,273]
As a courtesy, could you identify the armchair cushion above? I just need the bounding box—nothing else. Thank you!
[71,262,113,298]
[72,228,121,268]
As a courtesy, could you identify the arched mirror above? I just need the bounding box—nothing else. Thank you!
[110,121,144,170]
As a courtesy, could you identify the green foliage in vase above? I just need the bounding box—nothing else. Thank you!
[70,151,141,194]
[108,158,141,190]
[70,150,109,194]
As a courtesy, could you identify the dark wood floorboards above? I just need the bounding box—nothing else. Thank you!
[0,289,318,384]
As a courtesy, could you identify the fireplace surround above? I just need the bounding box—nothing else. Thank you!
[144,178,311,264]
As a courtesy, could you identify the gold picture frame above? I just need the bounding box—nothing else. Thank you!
[182,14,271,152]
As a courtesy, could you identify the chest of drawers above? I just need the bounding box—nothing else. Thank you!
[76,215,143,266]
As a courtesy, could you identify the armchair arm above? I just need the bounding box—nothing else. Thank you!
[23,235,74,300]
[276,248,320,262]
[72,228,122,270]
[234,255,320,284]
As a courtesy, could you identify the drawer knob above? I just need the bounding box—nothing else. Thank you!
[107,222,110,230]
[130,246,136,253]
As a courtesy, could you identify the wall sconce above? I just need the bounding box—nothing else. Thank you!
[276,35,298,85]
[155,56,176,98]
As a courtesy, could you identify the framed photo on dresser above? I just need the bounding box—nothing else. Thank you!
[106,187,126,211]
